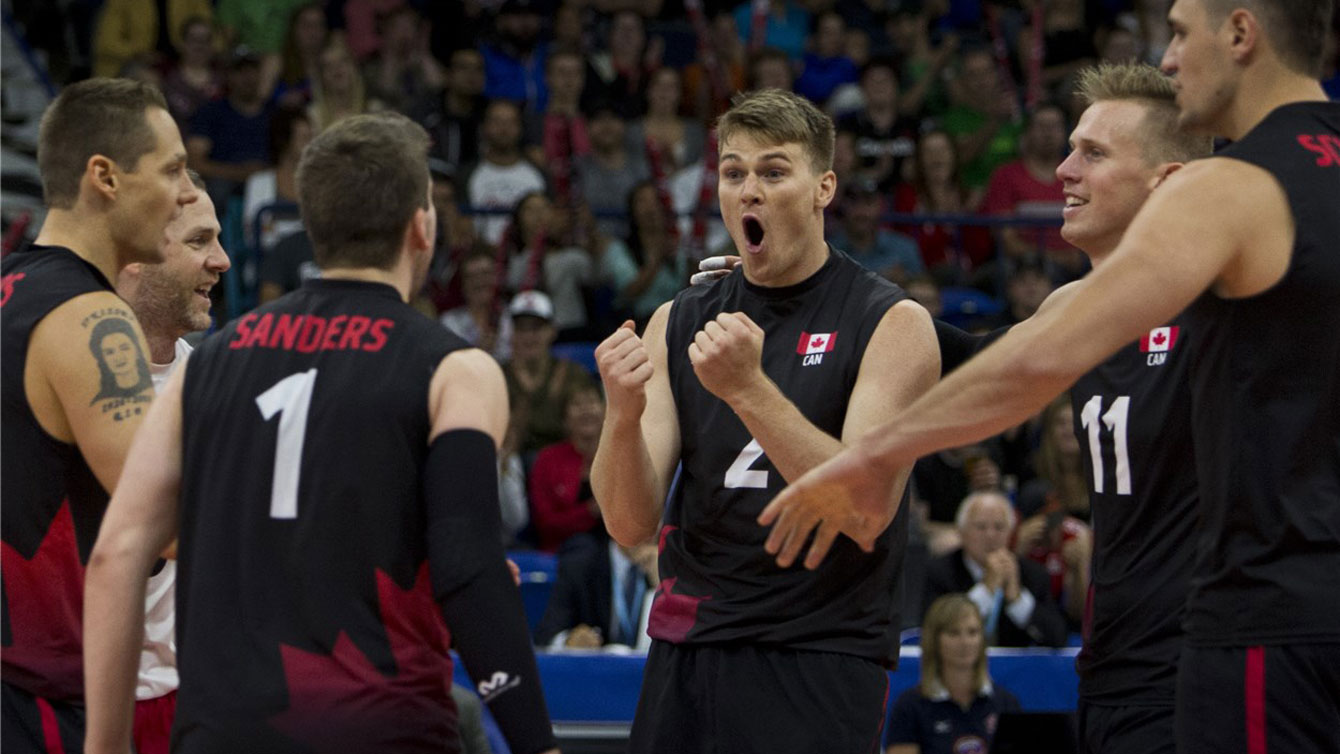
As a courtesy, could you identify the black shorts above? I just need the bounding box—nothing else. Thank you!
[629,641,888,754]
[1077,699,1174,754]
[1,681,85,754]
[1176,644,1340,754]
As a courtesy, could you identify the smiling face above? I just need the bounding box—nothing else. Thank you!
[1161,0,1237,135]
[129,192,230,340]
[718,133,835,287]
[1057,99,1165,260]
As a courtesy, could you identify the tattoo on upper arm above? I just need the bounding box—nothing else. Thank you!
[84,311,153,419]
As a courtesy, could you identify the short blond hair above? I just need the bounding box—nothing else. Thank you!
[1074,63,1211,165]
[715,88,835,175]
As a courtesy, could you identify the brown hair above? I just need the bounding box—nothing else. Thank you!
[297,112,430,270]
[715,88,834,174]
[38,78,170,209]
[1074,62,1212,165]
[919,594,989,696]
[1202,0,1334,77]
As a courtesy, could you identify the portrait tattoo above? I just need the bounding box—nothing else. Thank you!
[88,317,153,406]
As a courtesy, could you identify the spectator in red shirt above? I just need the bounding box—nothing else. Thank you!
[981,102,1080,276]
[529,384,606,552]
[893,129,991,281]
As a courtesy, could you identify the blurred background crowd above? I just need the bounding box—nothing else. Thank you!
[2,0,1338,652]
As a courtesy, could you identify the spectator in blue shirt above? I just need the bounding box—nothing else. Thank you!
[830,178,924,282]
[187,46,272,206]
[885,593,1021,754]
[794,11,859,106]
[482,0,550,108]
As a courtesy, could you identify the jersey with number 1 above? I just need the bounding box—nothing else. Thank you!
[653,247,909,665]
[176,278,468,753]
[1071,313,1198,706]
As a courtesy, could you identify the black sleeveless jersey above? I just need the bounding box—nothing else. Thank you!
[176,279,469,753]
[1,245,118,701]
[1182,101,1340,646]
[653,248,910,664]
[1071,313,1198,705]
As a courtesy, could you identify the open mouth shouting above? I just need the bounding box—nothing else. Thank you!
[742,214,765,254]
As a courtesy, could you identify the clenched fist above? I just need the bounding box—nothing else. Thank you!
[595,320,655,421]
[688,312,766,405]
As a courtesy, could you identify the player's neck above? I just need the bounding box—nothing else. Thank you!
[143,327,180,364]
[744,234,828,288]
[1219,70,1327,142]
[320,266,412,301]
[33,209,124,284]
[1083,244,1113,269]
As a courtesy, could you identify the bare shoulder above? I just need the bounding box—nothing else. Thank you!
[1159,157,1290,222]
[429,347,508,446]
[30,290,154,423]
[1034,280,1083,317]
[867,299,938,356]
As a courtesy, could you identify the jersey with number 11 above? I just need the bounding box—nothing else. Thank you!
[1071,313,1198,707]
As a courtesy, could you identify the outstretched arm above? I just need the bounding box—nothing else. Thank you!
[766,157,1285,533]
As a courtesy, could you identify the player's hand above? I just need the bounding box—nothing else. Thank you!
[507,558,521,587]
[565,624,603,649]
[688,312,766,405]
[690,255,741,286]
[595,321,654,421]
[758,443,903,569]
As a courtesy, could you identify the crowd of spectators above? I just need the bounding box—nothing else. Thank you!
[12,0,1340,658]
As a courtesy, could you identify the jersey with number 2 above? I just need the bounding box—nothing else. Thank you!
[653,248,908,664]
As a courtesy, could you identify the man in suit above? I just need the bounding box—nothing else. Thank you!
[923,491,1067,647]
[535,533,659,650]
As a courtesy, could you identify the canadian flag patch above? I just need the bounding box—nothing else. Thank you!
[1139,326,1179,353]
[796,331,837,355]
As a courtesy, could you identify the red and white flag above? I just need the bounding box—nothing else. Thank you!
[796,331,837,355]
[1139,326,1179,353]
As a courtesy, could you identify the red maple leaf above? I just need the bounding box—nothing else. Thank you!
[268,563,455,752]
[1153,331,1167,346]
[810,336,824,348]
[646,577,711,643]
[1,272,26,307]
[0,499,86,701]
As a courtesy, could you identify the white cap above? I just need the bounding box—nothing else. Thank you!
[508,290,554,322]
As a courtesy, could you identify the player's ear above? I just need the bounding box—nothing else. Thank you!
[1225,8,1260,63]
[408,205,433,252]
[815,169,837,210]
[1150,161,1185,190]
[86,155,117,202]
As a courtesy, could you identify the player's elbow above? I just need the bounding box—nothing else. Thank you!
[604,514,658,549]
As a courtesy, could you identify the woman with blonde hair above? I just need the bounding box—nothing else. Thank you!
[307,37,382,131]
[886,594,1020,754]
